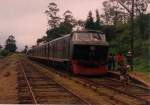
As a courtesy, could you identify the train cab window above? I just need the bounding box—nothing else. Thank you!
[73,32,104,41]
[73,33,92,41]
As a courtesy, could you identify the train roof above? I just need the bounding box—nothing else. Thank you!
[72,30,104,34]
[30,30,107,49]
[49,34,70,43]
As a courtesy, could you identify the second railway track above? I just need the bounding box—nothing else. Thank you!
[16,60,89,104]
[31,60,150,105]
[77,77,150,105]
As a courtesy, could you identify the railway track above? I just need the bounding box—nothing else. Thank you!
[16,60,89,104]
[31,60,150,104]
[77,77,150,105]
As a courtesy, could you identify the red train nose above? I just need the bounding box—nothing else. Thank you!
[71,60,108,75]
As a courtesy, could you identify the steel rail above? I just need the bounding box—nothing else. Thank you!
[80,77,150,104]
[21,60,91,104]
[42,72,91,105]
[19,61,38,104]
[27,59,150,104]
[28,60,134,104]
[26,60,91,105]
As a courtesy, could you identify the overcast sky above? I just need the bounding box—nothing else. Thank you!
[0,0,149,51]
[0,0,106,51]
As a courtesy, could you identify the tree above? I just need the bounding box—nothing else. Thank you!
[46,27,62,40]
[46,9,77,40]
[63,10,75,24]
[37,36,48,46]
[85,11,95,30]
[119,0,149,16]
[58,10,76,34]
[45,2,61,29]
[0,45,2,50]
[73,20,85,31]
[101,0,149,25]
[101,0,129,25]
[5,35,17,52]
[95,10,102,30]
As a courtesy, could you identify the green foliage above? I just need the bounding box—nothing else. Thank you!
[107,13,150,72]
[85,11,95,30]
[5,44,17,52]
[133,57,150,72]
[45,2,60,29]
[5,35,17,52]
[95,10,102,30]
[0,49,9,57]
[46,28,62,40]
[46,21,74,41]
[135,14,150,40]
[85,10,102,30]
[46,4,75,40]
[101,0,149,25]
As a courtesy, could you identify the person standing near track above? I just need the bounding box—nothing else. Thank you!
[119,64,130,88]
[108,53,115,71]
[115,52,125,71]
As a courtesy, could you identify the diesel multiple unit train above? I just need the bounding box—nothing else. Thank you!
[27,30,109,75]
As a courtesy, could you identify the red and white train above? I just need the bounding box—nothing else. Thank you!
[27,30,109,75]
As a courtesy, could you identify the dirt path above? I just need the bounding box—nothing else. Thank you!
[0,56,18,104]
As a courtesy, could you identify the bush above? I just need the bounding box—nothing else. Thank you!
[0,49,9,57]
[133,57,149,72]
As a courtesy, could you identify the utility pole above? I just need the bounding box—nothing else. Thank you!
[115,0,134,71]
[131,0,134,71]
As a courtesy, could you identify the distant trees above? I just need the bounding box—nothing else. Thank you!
[95,10,102,30]
[101,0,149,25]
[59,10,76,35]
[0,45,2,50]
[5,35,17,52]
[0,35,16,57]
[85,11,95,30]
[85,10,102,30]
[37,36,48,46]
[101,0,150,60]
[45,2,76,40]
[45,2,61,29]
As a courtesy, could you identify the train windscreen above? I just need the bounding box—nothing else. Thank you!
[73,32,106,42]
[73,45,108,62]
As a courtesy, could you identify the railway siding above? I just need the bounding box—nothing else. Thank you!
[76,77,150,105]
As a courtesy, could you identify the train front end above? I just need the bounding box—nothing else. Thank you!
[71,31,109,75]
